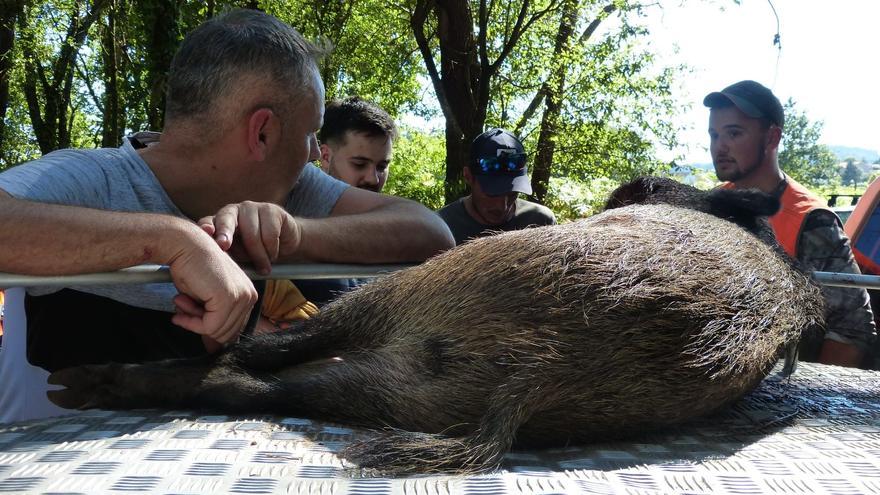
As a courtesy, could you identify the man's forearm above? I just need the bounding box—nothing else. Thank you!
[291,200,454,264]
[0,193,204,275]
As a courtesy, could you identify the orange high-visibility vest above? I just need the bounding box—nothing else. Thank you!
[722,177,828,258]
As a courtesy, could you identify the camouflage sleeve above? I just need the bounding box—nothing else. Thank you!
[797,209,877,351]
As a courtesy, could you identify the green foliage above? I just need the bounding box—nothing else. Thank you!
[778,98,840,188]
[543,175,618,222]
[842,159,863,188]
[272,0,423,117]
[1,0,708,224]
[484,2,685,204]
[1,39,38,167]
[383,127,446,210]
[672,164,719,191]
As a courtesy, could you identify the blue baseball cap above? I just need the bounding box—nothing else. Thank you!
[469,128,532,196]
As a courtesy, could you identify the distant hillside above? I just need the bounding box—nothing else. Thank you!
[829,145,879,163]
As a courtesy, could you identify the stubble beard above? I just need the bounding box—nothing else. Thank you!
[715,146,766,183]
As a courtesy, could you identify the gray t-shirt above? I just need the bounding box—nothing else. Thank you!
[437,197,556,245]
[0,132,348,311]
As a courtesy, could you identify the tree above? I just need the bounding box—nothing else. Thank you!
[1,0,692,219]
[139,0,183,131]
[521,3,681,203]
[410,0,559,203]
[0,0,26,154]
[842,159,863,188]
[777,98,839,188]
[273,0,423,115]
[18,0,111,154]
[410,0,686,204]
[383,127,446,209]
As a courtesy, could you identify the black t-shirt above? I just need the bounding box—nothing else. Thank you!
[437,197,556,245]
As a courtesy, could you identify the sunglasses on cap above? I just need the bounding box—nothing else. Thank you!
[476,153,527,174]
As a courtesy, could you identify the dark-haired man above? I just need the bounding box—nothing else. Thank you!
[318,96,396,193]
[705,80,875,368]
[0,9,453,422]
[291,97,399,305]
[438,128,556,245]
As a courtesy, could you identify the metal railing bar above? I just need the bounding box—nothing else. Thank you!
[0,263,416,288]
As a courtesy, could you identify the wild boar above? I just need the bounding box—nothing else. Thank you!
[47,177,824,475]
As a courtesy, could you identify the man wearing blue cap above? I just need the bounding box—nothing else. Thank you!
[438,128,556,245]
[704,80,875,368]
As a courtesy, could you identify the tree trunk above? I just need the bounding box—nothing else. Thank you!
[0,1,24,156]
[101,0,125,147]
[434,0,481,204]
[310,0,355,99]
[412,0,551,204]
[444,123,470,201]
[530,0,578,203]
[143,0,181,131]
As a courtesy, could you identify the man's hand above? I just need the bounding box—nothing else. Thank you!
[199,201,302,274]
[164,232,258,345]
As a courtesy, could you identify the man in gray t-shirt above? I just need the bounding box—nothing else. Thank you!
[0,10,453,423]
[438,128,556,245]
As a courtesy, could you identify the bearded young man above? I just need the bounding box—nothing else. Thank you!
[705,80,875,368]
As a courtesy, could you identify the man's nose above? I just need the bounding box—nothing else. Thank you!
[489,194,510,210]
[308,134,320,162]
[361,167,379,186]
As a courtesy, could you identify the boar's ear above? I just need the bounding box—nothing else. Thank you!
[604,177,655,210]
[706,188,781,221]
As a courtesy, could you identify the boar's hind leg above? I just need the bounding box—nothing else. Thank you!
[228,322,358,371]
[47,358,288,413]
[342,374,552,476]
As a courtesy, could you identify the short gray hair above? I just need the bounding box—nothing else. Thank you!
[165,9,326,122]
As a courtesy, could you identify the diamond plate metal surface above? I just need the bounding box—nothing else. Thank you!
[1,362,879,494]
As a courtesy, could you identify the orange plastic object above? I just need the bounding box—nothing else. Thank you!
[844,178,880,276]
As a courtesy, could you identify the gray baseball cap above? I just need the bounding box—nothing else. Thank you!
[703,80,784,128]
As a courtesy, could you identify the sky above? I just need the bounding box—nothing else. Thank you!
[643,0,880,163]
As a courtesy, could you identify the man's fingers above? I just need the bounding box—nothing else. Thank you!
[171,312,208,336]
[211,205,240,250]
[172,301,249,344]
[202,290,255,344]
[205,279,258,343]
[171,280,257,344]
[197,216,216,237]
[173,294,205,317]
[238,204,272,274]
[258,206,282,264]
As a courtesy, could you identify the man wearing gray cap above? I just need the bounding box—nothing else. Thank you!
[705,80,875,368]
[438,128,556,245]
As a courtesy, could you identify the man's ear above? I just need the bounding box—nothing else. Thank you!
[246,108,277,162]
[766,125,783,152]
[462,166,474,186]
[319,143,332,172]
